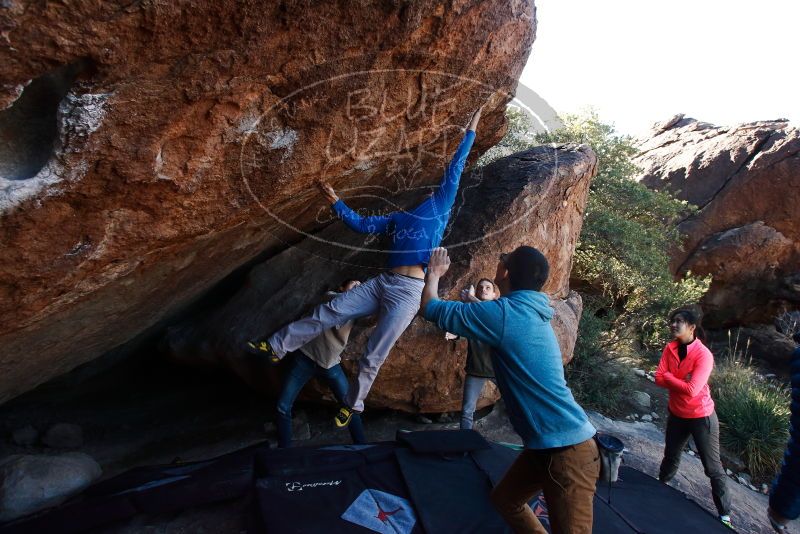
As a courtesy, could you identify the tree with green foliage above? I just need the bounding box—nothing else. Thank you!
[477,107,538,166]
[536,111,710,352]
[485,108,710,353]
[480,107,710,412]
[484,110,785,480]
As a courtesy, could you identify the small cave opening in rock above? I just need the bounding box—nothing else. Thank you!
[0,59,93,181]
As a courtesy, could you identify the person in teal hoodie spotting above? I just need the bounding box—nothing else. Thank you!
[422,246,599,534]
[247,108,483,428]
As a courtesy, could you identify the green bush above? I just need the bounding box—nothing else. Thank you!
[565,303,634,416]
[711,335,791,480]
[482,107,711,413]
[533,111,710,353]
[477,107,538,166]
[482,108,710,354]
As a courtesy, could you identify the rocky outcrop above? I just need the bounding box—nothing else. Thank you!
[164,143,597,412]
[0,453,102,522]
[635,115,800,365]
[708,325,798,370]
[0,1,538,405]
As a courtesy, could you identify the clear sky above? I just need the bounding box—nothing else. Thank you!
[518,0,798,137]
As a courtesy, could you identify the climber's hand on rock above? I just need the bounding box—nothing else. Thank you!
[316,180,339,204]
[460,285,478,303]
[427,247,451,279]
[467,106,483,132]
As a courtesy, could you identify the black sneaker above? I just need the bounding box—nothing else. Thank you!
[335,406,355,428]
[245,339,280,365]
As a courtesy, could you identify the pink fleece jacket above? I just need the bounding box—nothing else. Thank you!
[654,338,716,418]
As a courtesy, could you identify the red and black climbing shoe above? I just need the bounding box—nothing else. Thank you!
[246,339,280,365]
[334,406,355,428]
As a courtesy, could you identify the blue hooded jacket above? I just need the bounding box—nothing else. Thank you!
[331,130,475,269]
[424,290,596,449]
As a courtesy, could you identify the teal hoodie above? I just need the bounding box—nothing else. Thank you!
[425,290,595,449]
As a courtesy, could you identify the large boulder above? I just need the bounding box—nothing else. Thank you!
[164,143,597,412]
[0,1,538,405]
[0,452,102,522]
[635,115,800,326]
[635,115,800,365]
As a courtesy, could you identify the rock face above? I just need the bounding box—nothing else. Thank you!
[10,426,38,447]
[42,423,84,450]
[629,391,651,412]
[635,115,800,364]
[164,143,596,412]
[0,1,538,405]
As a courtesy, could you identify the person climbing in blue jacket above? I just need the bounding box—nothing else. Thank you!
[247,107,483,428]
[768,331,800,532]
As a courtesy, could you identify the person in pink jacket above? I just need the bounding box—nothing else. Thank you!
[655,308,732,529]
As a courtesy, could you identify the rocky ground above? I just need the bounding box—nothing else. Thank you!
[585,412,775,534]
[0,350,785,533]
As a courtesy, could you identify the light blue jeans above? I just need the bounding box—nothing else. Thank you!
[460,375,497,430]
[269,272,423,412]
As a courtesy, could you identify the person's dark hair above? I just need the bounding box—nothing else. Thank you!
[504,246,549,291]
[477,278,495,289]
[793,331,800,345]
[669,308,706,341]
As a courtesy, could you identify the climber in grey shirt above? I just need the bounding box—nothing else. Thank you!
[298,294,354,370]
[275,280,367,447]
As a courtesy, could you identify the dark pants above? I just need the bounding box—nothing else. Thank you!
[659,410,730,516]
[490,438,600,534]
[276,351,366,448]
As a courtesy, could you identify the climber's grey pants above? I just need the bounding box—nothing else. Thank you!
[268,271,423,412]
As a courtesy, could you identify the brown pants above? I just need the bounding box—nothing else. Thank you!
[490,438,600,534]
